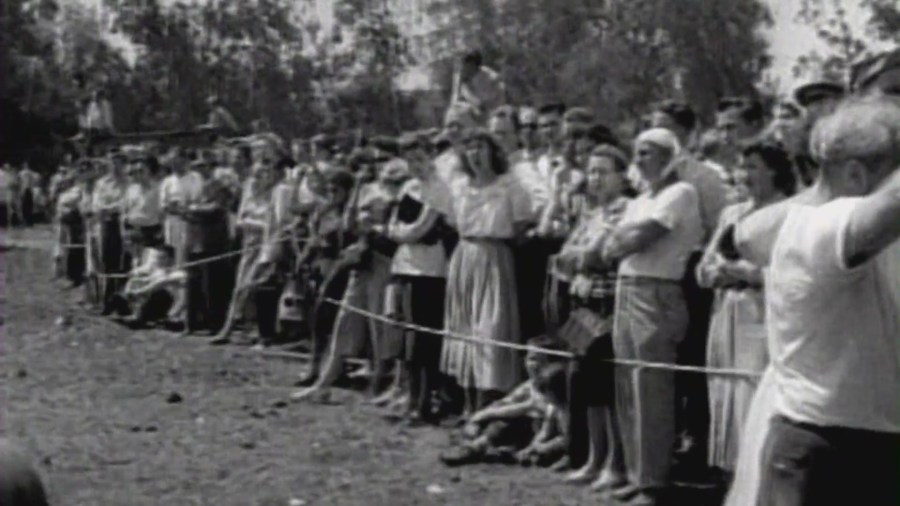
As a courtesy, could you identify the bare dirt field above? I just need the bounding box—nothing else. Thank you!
[3,225,633,506]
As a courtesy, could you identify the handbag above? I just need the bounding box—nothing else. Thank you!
[556,307,612,356]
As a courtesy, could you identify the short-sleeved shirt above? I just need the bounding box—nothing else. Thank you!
[618,181,702,280]
[767,199,900,433]
[123,181,162,226]
[91,174,126,214]
[426,172,531,239]
[511,149,548,218]
[672,155,729,243]
[389,179,447,278]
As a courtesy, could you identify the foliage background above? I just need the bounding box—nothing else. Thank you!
[1,0,898,170]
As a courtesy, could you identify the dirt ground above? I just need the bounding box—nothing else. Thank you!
[2,226,723,506]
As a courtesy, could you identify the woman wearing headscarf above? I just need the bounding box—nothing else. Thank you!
[601,128,703,505]
[697,140,795,477]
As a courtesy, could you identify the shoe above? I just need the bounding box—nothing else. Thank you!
[293,372,318,387]
[549,456,571,472]
[607,481,638,501]
[439,446,482,467]
[208,335,230,346]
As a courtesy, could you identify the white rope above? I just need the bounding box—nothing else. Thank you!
[322,297,762,380]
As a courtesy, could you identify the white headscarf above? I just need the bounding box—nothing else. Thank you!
[634,127,682,158]
[634,127,682,181]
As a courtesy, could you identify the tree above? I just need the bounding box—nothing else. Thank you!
[793,0,900,82]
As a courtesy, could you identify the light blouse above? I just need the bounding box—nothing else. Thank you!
[424,172,532,239]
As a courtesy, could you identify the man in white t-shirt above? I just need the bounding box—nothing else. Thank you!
[601,128,702,506]
[737,95,900,506]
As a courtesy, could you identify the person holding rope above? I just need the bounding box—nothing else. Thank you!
[90,151,130,315]
[54,161,89,286]
[211,148,284,345]
[291,167,355,386]
[290,151,402,402]
[121,151,164,267]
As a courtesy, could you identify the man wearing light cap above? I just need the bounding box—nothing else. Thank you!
[602,127,702,506]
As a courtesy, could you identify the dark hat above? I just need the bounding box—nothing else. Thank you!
[586,123,620,147]
[590,143,630,170]
[793,81,844,108]
[537,102,566,116]
[717,96,764,123]
[310,133,335,149]
[322,167,354,191]
[849,48,900,93]
[368,135,400,157]
[654,100,697,131]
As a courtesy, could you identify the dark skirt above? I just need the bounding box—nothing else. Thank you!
[395,275,446,365]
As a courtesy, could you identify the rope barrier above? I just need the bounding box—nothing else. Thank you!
[89,228,299,280]
[46,220,762,380]
[321,297,763,380]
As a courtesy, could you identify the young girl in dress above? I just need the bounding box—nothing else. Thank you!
[421,129,534,414]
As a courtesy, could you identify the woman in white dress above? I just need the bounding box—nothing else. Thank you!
[697,140,796,477]
[422,129,534,414]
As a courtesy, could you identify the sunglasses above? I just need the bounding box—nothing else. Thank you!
[520,123,538,130]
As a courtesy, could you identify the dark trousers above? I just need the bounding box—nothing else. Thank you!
[400,276,446,419]
[567,334,615,468]
[516,238,561,339]
[186,251,233,334]
[677,251,713,459]
[254,287,280,341]
[62,219,86,285]
[758,415,900,506]
[98,216,128,314]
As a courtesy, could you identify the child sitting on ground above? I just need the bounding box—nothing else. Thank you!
[121,245,186,327]
[440,336,570,467]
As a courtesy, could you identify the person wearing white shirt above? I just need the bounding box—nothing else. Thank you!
[121,156,163,263]
[735,95,900,506]
[649,100,730,467]
[601,128,702,506]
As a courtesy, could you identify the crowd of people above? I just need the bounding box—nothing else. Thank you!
[31,47,900,506]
